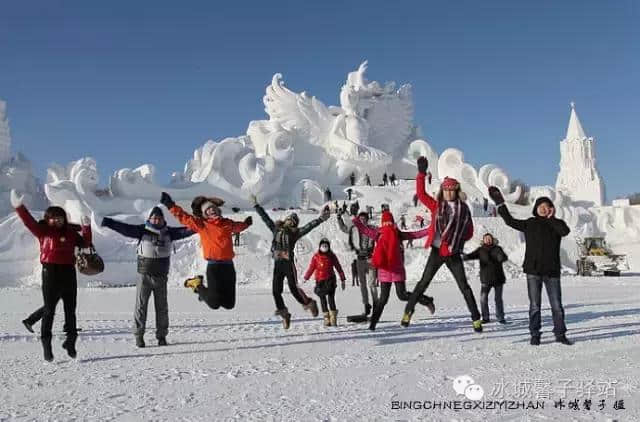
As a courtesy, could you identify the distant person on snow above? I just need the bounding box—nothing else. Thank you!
[463,233,509,324]
[349,172,356,186]
[351,210,435,331]
[160,192,251,312]
[489,187,573,346]
[402,157,483,333]
[251,194,331,329]
[324,187,332,202]
[347,188,353,200]
[390,173,397,186]
[303,238,346,327]
[100,207,194,348]
[382,173,388,186]
[12,190,91,362]
[365,174,371,186]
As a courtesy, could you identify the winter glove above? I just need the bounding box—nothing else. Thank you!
[417,156,429,175]
[341,278,346,290]
[488,186,505,206]
[244,216,253,226]
[160,192,175,209]
[81,216,91,226]
[249,194,258,207]
[320,205,331,221]
[10,189,24,208]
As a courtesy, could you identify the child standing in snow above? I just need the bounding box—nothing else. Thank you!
[352,210,435,331]
[489,187,573,346]
[251,194,331,329]
[11,190,91,361]
[402,156,483,333]
[100,207,194,347]
[463,233,508,324]
[303,238,346,327]
[160,192,251,310]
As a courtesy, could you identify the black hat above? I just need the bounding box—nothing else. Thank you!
[149,206,164,219]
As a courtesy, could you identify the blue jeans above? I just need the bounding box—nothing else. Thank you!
[526,274,567,337]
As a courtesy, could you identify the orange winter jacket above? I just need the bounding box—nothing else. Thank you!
[168,205,248,261]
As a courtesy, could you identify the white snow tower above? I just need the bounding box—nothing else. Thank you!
[0,100,10,164]
[555,102,605,206]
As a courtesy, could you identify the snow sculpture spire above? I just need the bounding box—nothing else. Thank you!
[0,100,10,164]
[566,101,586,141]
[555,102,605,206]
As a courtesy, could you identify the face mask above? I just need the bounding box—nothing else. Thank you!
[320,245,329,253]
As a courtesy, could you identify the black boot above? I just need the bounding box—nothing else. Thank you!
[135,335,145,348]
[369,306,382,331]
[158,337,168,346]
[555,335,573,346]
[62,336,77,359]
[530,335,541,346]
[42,339,54,362]
[364,303,372,316]
[22,319,35,333]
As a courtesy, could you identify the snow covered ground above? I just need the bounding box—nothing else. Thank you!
[1,274,638,421]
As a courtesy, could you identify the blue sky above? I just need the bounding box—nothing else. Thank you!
[1,0,638,201]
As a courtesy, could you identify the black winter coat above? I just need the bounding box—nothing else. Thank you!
[497,198,570,277]
[254,204,324,261]
[465,245,508,286]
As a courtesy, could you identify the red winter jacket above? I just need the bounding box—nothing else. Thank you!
[304,251,346,282]
[416,173,473,257]
[15,205,92,265]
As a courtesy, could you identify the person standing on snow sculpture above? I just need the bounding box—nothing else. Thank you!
[488,187,573,346]
[100,207,194,347]
[303,238,346,327]
[337,209,378,317]
[160,192,251,311]
[11,189,91,361]
[351,210,435,331]
[251,194,331,329]
[349,172,356,186]
[402,157,483,333]
[463,233,509,324]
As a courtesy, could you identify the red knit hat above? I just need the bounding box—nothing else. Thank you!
[381,210,394,226]
[441,177,460,190]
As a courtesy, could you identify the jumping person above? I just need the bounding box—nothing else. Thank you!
[337,209,378,317]
[251,194,330,329]
[352,210,435,331]
[100,207,194,347]
[11,189,91,361]
[160,192,251,311]
[303,238,346,327]
[402,157,483,332]
[489,187,573,346]
[463,233,508,324]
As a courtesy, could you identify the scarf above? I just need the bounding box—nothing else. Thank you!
[436,199,471,253]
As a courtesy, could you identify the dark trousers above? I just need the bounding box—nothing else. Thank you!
[41,263,78,343]
[196,262,237,310]
[406,247,481,321]
[314,278,337,312]
[370,282,433,327]
[480,283,504,321]
[526,274,567,337]
[272,259,311,310]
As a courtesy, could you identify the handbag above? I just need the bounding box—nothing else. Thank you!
[76,245,105,275]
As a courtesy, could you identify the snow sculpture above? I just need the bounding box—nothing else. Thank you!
[0,100,10,164]
[555,103,605,206]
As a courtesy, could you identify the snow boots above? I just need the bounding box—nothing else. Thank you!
[22,319,34,333]
[472,320,483,333]
[303,299,319,317]
[365,303,372,316]
[400,311,413,327]
[135,334,145,348]
[42,339,54,362]
[323,312,331,327]
[329,310,338,327]
[555,335,573,346]
[62,336,77,359]
[530,335,541,346]
[158,337,168,346]
[275,308,291,329]
[184,275,204,291]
